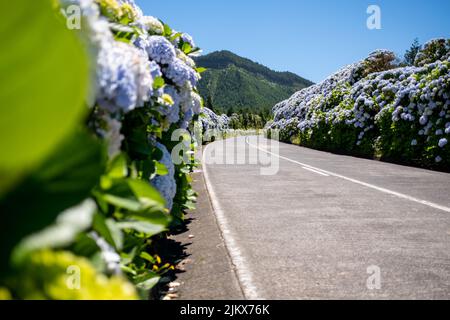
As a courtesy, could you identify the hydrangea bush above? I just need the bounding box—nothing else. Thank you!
[200,107,230,132]
[1,0,205,299]
[270,42,450,170]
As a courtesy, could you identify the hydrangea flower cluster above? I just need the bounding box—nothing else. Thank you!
[144,36,177,65]
[270,45,450,169]
[59,0,206,210]
[200,107,230,132]
[96,41,154,113]
[151,143,177,211]
[4,0,207,301]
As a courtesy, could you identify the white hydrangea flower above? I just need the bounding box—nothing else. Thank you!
[138,15,164,34]
[176,49,196,68]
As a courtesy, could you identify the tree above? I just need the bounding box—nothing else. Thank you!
[404,38,421,66]
[205,95,215,113]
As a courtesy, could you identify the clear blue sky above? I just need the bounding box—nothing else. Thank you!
[136,0,450,83]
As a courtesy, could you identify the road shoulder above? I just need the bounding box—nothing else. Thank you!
[164,170,244,300]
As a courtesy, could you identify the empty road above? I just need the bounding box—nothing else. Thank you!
[202,136,450,299]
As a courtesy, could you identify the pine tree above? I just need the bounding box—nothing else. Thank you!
[404,38,421,66]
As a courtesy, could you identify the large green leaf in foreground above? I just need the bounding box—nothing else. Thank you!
[0,0,89,193]
[0,130,105,272]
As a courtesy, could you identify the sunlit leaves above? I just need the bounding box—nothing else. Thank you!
[0,0,89,194]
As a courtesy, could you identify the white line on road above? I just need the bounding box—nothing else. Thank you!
[301,166,330,177]
[246,137,450,213]
[202,143,262,300]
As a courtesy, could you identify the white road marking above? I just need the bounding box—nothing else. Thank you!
[202,143,262,300]
[301,166,330,177]
[246,137,450,214]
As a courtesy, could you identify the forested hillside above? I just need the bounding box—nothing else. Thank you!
[194,51,313,125]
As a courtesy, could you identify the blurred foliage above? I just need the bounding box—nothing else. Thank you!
[0,0,197,299]
[0,0,88,194]
[8,250,138,300]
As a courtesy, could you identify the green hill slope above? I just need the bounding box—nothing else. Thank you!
[194,51,313,118]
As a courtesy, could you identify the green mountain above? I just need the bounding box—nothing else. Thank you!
[194,50,313,118]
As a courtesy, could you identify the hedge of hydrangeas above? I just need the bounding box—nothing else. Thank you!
[200,107,230,132]
[269,39,450,170]
[1,0,205,299]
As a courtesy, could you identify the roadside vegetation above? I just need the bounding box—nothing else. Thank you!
[0,0,205,299]
[269,39,450,171]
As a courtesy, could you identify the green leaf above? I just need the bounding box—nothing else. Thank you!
[105,219,124,250]
[107,153,128,179]
[126,211,172,226]
[11,199,97,265]
[123,122,153,158]
[169,32,182,42]
[100,178,165,213]
[153,76,165,90]
[121,265,137,276]
[139,252,155,264]
[195,67,207,74]
[0,0,89,193]
[116,220,167,237]
[154,161,169,176]
[182,42,193,54]
[93,213,124,251]
[134,272,160,290]
[183,201,196,211]
[0,129,104,272]
[102,193,143,212]
[163,23,172,37]
[127,179,166,209]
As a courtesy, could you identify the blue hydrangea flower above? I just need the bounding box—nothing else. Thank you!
[180,109,194,129]
[200,107,230,131]
[149,60,162,79]
[164,58,199,87]
[96,41,153,112]
[191,92,202,115]
[146,36,176,65]
[438,138,448,148]
[115,64,137,110]
[151,143,177,211]
[181,32,196,48]
[133,34,149,52]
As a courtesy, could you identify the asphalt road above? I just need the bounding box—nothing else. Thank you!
[202,136,450,299]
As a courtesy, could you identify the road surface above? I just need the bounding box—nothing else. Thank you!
[202,136,450,299]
